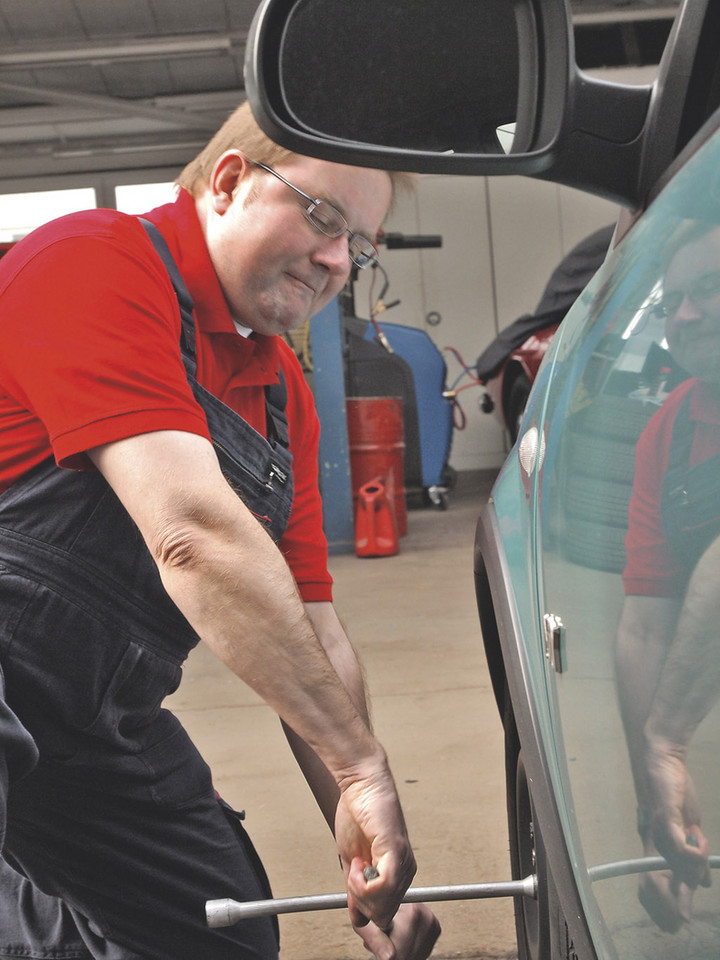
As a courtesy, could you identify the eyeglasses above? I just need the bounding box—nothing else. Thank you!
[250,161,379,270]
[661,269,720,316]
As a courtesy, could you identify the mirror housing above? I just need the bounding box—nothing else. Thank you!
[246,0,711,209]
[245,0,572,176]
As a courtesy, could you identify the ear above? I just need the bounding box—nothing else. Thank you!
[209,150,252,214]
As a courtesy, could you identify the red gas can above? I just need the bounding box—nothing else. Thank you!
[354,477,399,557]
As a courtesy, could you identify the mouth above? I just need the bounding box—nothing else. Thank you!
[683,330,720,350]
[287,272,319,298]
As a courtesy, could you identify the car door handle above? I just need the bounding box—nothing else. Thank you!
[544,612,566,673]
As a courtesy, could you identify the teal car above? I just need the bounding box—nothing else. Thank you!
[475,133,720,958]
[246,0,720,956]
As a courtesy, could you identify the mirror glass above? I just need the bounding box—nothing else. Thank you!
[276,0,523,155]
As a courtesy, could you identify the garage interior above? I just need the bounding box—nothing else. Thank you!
[0,0,677,481]
[0,2,678,958]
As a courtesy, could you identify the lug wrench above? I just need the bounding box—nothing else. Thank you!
[206,875,537,928]
[208,850,720,927]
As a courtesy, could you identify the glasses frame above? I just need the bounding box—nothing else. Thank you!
[250,161,379,270]
[661,268,720,317]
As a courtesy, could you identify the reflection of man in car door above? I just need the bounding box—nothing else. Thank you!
[616,220,720,932]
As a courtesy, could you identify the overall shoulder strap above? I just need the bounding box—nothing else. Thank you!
[265,370,289,448]
[139,217,290,449]
[138,218,197,359]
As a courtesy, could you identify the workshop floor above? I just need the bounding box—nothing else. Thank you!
[167,469,518,960]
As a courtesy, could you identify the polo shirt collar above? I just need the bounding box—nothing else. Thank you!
[145,189,281,381]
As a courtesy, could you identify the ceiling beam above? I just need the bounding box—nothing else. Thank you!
[0,33,246,68]
[0,80,229,131]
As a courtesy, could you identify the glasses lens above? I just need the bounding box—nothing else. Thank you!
[349,234,378,269]
[660,291,683,316]
[306,201,346,238]
[303,197,378,269]
[662,269,720,316]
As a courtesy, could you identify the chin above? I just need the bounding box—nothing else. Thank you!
[263,316,307,338]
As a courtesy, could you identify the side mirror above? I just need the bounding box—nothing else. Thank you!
[245,0,573,175]
[245,0,711,209]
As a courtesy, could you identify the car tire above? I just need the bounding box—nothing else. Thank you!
[565,475,633,526]
[568,433,637,485]
[562,474,631,573]
[505,705,551,960]
[507,373,532,444]
[573,394,655,440]
[559,396,654,573]
[564,516,627,572]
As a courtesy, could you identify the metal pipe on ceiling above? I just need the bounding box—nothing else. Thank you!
[0,34,246,68]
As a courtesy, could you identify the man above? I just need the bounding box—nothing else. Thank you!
[616,219,720,933]
[0,102,440,959]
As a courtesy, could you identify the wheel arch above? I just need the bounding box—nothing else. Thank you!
[474,526,508,721]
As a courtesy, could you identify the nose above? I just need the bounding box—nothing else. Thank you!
[311,233,351,276]
[673,293,704,324]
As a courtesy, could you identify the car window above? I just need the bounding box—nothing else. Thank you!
[533,125,720,956]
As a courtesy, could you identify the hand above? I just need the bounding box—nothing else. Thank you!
[333,761,417,931]
[354,903,441,960]
[646,741,711,891]
[638,836,699,933]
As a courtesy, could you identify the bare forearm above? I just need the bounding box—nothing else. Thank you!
[161,520,382,780]
[646,537,720,751]
[615,596,679,806]
[303,602,371,724]
[282,602,371,830]
[91,432,382,782]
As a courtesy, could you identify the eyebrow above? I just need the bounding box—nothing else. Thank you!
[302,181,349,222]
[307,186,379,240]
[321,189,348,218]
[268,162,374,238]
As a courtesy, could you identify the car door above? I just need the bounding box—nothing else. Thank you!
[526,115,720,958]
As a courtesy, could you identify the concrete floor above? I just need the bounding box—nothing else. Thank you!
[167,469,518,960]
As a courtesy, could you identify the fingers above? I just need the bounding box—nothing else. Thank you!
[638,870,691,933]
[347,856,412,931]
[646,747,711,886]
[343,859,411,930]
[682,824,712,889]
[654,820,710,889]
[354,903,441,960]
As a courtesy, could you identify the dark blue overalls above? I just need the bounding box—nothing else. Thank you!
[0,221,294,958]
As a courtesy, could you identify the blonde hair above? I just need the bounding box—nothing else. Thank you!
[176,101,415,211]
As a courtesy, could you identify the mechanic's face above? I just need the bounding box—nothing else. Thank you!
[664,227,720,382]
[204,152,392,336]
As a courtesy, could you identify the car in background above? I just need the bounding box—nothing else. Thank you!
[246,0,720,956]
[477,225,614,442]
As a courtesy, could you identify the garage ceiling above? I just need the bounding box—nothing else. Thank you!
[0,0,681,188]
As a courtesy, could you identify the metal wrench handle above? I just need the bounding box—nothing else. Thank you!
[206,876,537,928]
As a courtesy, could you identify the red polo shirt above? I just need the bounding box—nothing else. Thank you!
[623,377,720,597]
[0,190,332,601]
